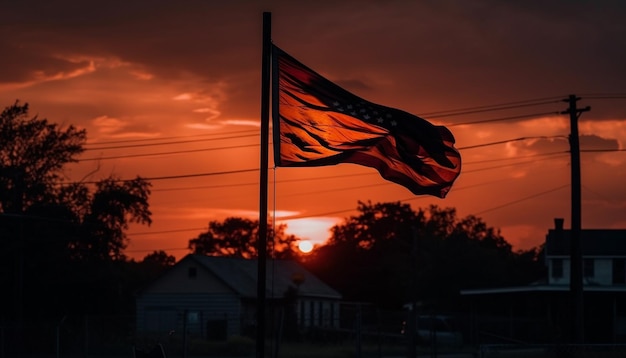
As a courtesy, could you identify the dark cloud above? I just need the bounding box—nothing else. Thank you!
[0,41,90,83]
[4,1,625,107]
[512,134,619,154]
[515,137,569,153]
[2,0,625,256]
[580,134,619,151]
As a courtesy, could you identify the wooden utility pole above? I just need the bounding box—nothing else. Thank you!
[561,94,590,343]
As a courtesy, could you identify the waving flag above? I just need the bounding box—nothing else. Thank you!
[271,45,461,198]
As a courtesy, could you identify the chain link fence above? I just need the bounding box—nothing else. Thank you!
[3,306,626,358]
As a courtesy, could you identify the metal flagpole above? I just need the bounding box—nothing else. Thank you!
[257,11,272,358]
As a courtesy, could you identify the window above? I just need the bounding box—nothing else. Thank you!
[188,266,197,278]
[613,259,626,284]
[309,301,315,327]
[584,259,595,278]
[552,258,563,279]
[187,311,200,324]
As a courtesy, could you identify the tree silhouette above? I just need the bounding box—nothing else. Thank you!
[188,217,301,259]
[305,201,544,310]
[0,100,85,213]
[0,101,153,322]
[142,250,177,267]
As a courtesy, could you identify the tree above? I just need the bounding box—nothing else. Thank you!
[188,217,301,259]
[0,101,85,213]
[304,201,545,310]
[73,176,152,261]
[142,250,177,267]
[0,101,153,321]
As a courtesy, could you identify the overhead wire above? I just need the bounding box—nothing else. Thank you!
[73,112,567,163]
[447,111,561,127]
[79,143,260,161]
[63,136,575,187]
[68,168,259,185]
[474,185,570,215]
[425,99,563,119]
[131,171,569,240]
[84,128,259,146]
[22,95,619,253]
[459,136,566,150]
[419,96,565,117]
[84,133,258,151]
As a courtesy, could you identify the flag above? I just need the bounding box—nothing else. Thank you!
[271,45,461,198]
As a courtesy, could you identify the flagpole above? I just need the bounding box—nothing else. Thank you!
[257,11,271,358]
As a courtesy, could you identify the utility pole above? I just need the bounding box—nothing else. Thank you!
[561,94,590,343]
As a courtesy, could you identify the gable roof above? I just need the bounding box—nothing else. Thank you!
[186,254,341,300]
[546,229,626,256]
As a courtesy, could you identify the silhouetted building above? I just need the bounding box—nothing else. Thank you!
[135,254,341,340]
[461,218,626,344]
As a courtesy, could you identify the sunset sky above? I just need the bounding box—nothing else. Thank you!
[2,1,625,261]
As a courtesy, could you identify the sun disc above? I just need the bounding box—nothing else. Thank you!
[298,240,313,253]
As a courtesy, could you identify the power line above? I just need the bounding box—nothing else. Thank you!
[153,171,375,192]
[124,172,573,245]
[459,136,566,150]
[464,151,567,165]
[69,168,259,185]
[67,145,572,191]
[578,93,626,100]
[448,111,561,126]
[85,133,258,150]
[581,149,626,153]
[420,96,564,118]
[85,129,259,146]
[79,133,564,161]
[79,143,260,161]
[73,109,571,162]
[475,184,569,215]
[462,154,569,174]
[145,151,568,194]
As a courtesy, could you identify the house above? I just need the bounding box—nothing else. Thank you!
[545,218,626,287]
[135,254,342,340]
[460,218,626,344]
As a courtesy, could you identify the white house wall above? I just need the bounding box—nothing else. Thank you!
[592,259,612,285]
[136,259,243,338]
[549,258,617,286]
[136,292,242,339]
[549,257,571,285]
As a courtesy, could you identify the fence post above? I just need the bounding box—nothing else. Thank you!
[57,316,67,358]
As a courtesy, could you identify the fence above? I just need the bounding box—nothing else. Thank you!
[478,344,626,358]
[4,306,626,358]
[2,315,135,357]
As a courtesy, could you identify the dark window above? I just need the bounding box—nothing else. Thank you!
[552,259,563,279]
[318,301,323,326]
[584,259,595,278]
[613,259,626,284]
[188,266,197,278]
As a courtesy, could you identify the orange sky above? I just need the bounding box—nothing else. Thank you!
[2,1,625,261]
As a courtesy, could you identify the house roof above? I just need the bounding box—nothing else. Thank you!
[546,228,626,256]
[187,254,342,300]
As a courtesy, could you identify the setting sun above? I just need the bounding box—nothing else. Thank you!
[298,240,313,253]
